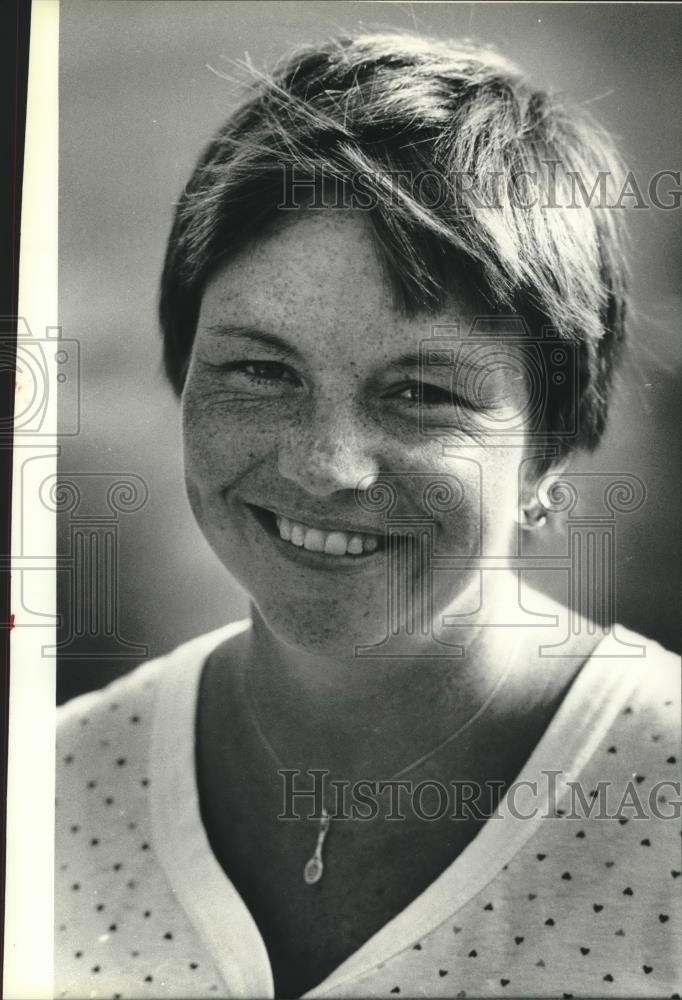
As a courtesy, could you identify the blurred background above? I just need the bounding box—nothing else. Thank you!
[57,1,681,702]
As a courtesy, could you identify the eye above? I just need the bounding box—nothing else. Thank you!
[391,382,458,407]
[226,360,299,385]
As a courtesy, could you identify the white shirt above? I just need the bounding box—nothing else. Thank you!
[56,621,682,998]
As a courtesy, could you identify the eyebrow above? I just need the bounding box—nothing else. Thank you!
[388,351,488,376]
[203,324,504,379]
[203,323,301,362]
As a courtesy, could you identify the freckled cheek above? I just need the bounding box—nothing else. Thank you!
[181,399,278,500]
[427,448,522,548]
[388,462,478,550]
[182,410,227,487]
[184,479,204,523]
[435,486,481,554]
[479,450,525,544]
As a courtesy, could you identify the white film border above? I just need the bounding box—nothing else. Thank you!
[5,2,59,997]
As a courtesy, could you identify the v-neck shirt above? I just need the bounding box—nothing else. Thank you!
[56,621,681,998]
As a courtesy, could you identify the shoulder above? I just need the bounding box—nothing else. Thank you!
[57,620,251,821]
[589,625,680,733]
[56,619,251,858]
[55,621,250,994]
[519,590,679,728]
[576,626,680,825]
[57,618,251,741]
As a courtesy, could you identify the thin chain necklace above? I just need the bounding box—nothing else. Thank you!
[241,631,521,885]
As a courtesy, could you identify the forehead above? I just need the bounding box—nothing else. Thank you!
[198,211,492,361]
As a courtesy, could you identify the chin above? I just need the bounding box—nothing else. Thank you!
[251,592,398,658]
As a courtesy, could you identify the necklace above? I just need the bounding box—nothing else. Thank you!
[241,631,521,885]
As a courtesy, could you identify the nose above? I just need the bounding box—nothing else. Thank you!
[277,406,380,497]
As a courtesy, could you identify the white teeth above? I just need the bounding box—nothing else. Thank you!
[324,532,348,556]
[303,528,326,552]
[274,514,380,557]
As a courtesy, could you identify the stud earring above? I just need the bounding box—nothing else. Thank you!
[519,504,547,529]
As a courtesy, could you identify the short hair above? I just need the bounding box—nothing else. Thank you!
[159,32,629,466]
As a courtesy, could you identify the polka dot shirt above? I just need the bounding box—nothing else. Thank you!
[56,622,681,997]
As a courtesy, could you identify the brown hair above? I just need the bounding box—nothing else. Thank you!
[159,32,629,464]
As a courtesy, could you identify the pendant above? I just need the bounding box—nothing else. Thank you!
[303,808,331,885]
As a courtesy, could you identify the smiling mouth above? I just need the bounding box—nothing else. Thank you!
[248,505,385,558]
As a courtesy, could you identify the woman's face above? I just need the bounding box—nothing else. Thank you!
[182,211,533,654]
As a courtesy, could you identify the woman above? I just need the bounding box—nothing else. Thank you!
[56,33,680,999]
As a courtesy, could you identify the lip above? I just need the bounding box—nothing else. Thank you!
[255,502,385,538]
[244,502,387,572]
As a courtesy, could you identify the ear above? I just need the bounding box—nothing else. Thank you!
[518,458,570,527]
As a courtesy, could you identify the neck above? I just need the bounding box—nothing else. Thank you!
[243,571,533,780]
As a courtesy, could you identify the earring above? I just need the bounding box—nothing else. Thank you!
[520,504,547,529]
